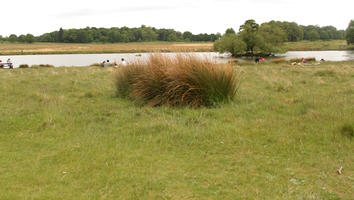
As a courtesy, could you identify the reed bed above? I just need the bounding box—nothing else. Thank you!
[114,54,240,107]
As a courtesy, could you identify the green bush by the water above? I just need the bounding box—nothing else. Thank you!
[114,54,240,107]
[31,64,55,68]
[19,64,29,68]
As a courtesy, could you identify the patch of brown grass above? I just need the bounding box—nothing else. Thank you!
[114,54,240,107]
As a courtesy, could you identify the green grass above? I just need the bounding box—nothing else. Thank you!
[284,40,349,51]
[0,62,353,199]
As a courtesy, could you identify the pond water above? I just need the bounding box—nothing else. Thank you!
[1,51,353,68]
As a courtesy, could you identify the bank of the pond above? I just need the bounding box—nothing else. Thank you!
[0,40,352,56]
[0,62,353,199]
[1,51,354,68]
[0,42,213,56]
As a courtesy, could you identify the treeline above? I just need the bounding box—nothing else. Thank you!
[0,22,349,44]
[214,19,353,57]
[0,25,221,43]
[263,21,346,41]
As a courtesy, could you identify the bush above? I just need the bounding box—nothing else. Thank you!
[289,58,303,63]
[114,54,241,107]
[305,57,316,62]
[90,63,101,67]
[39,64,55,68]
[19,64,29,68]
[271,58,287,64]
[340,123,353,138]
[114,65,144,99]
[31,64,55,68]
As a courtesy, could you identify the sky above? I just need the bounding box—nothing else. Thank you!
[2,0,353,37]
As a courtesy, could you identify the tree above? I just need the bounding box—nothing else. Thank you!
[18,35,26,42]
[282,22,303,42]
[8,34,18,43]
[258,23,287,53]
[141,26,158,41]
[213,34,247,56]
[57,28,64,42]
[225,28,236,35]
[307,30,320,41]
[214,19,287,57]
[24,34,36,43]
[346,20,354,45]
[239,19,260,52]
[182,31,193,41]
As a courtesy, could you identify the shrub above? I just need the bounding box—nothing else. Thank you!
[31,64,55,68]
[289,58,303,63]
[19,64,29,68]
[271,58,287,64]
[90,63,101,67]
[340,123,353,138]
[305,57,316,62]
[114,54,241,107]
[39,64,55,68]
[114,65,144,99]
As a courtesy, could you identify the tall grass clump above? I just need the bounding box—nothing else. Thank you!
[271,58,287,64]
[114,54,240,107]
[114,65,144,98]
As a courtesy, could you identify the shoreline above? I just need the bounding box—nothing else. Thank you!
[0,40,353,56]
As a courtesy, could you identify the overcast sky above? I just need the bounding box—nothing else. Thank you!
[2,0,353,36]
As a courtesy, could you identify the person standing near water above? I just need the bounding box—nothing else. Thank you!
[7,58,13,69]
[0,60,4,68]
[255,57,260,63]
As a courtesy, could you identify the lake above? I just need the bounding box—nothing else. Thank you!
[1,51,354,68]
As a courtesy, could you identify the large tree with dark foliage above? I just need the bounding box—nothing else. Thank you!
[346,20,354,45]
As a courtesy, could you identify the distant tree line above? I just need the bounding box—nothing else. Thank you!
[346,20,354,45]
[0,21,351,44]
[214,19,352,57]
[0,25,221,43]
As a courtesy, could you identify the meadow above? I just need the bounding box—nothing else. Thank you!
[0,40,352,55]
[0,62,353,199]
[284,40,349,51]
[0,42,213,55]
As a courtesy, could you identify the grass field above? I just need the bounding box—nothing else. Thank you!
[284,40,349,51]
[0,42,213,55]
[0,62,353,199]
[0,40,352,55]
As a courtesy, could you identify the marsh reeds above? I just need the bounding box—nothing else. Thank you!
[114,54,240,107]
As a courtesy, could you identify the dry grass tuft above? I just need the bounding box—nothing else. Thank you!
[271,58,287,64]
[114,54,240,107]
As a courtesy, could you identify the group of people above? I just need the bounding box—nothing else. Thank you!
[291,58,325,66]
[0,58,13,69]
[254,57,266,63]
[101,58,127,67]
